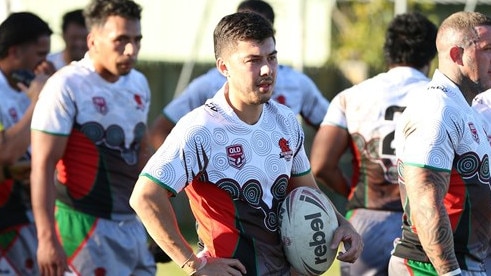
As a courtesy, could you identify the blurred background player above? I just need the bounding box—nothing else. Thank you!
[0,12,55,275]
[47,8,88,70]
[310,12,437,276]
[148,0,329,149]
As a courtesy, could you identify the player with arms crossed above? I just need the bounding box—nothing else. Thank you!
[131,11,363,276]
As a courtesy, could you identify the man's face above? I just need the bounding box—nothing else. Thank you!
[463,25,491,92]
[89,15,142,82]
[63,22,88,62]
[18,35,51,71]
[222,37,277,107]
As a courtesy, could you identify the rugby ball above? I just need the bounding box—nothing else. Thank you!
[279,186,338,275]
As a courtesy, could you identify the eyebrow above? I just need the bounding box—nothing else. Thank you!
[246,50,278,58]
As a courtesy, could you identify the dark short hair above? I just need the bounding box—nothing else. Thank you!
[237,0,275,24]
[213,12,275,60]
[84,0,142,30]
[62,9,86,33]
[0,12,52,59]
[383,12,437,69]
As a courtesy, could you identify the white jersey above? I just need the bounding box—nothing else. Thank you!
[473,89,491,121]
[0,71,32,231]
[163,65,329,126]
[0,73,30,131]
[141,84,310,275]
[393,69,491,271]
[47,51,66,70]
[31,54,151,218]
[323,67,430,211]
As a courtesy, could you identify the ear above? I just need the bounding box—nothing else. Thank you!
[216,58,229,78]
[87,32,96,51]
[449,46,464,65]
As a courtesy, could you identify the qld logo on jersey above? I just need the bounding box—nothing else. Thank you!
[92,96,108,115]
[227,144,245,169]
[468,122,480,144]
[278,138,293,161]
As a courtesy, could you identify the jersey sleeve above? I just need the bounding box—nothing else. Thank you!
[289,110,311,176]
[140,111,210,195]
[320,91,347,129]
[31,74,76,135]
[395,102,454,172]
[297,73,329,126]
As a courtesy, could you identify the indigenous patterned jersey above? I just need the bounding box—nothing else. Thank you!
[322,67,429,211]
[31,55,151,219]
[163,65,329,126]
[142,86,311,275]
[393,70,491,271]
[0,73,31,231]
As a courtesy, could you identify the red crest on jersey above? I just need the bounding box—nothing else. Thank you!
[278,138,293,161]
[468,122,480,144]
[92,96,108,115]
[134,94,145,110]
[226,144,245,169]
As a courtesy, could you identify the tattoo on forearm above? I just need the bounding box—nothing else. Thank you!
[405,168,460,274]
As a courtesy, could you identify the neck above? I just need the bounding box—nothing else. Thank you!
[224,86,263,125]
[456,74,482,106]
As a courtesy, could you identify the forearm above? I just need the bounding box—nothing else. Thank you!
[130,179,201,274]
[316,168,350,197]
[412,196,459,274]
[31,166,57,242]
[405,167,459,274]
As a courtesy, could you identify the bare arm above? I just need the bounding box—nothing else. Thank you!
[130,177,247,276]
[403,165,459,275]
[288,173,363,263]
[310,125,351,197]
[31,130,69,276]
[148,115,175,150]
[137,132,154,171]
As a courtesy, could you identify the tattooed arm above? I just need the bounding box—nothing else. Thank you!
[403,165,460,275]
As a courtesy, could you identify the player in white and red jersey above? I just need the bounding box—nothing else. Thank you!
[389,11,491,276]
[30,1,155,275]
[0,12,54,276]
[148,0,329,149]
[472,90,491,275]
[310,12,437,276]
[130,11,363,276]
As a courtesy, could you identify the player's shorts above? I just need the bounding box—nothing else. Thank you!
[55,201,156,276]
[0,212,38,275]
[389,255,487,276]
[341,208,402,276]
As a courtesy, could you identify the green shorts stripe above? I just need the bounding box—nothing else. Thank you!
[55,201,98,258]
